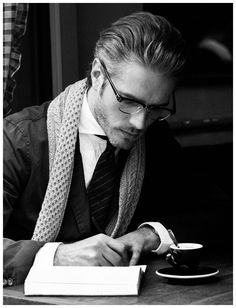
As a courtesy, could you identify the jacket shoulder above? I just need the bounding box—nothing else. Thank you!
[4,101,51,157]
[4,101,50,126]
[4,101,51,143]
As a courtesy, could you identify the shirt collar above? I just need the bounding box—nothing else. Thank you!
[79,90,106,136]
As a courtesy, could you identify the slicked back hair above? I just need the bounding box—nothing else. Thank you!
[87,11,186,87]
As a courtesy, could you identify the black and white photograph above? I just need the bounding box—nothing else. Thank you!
[3,2,233,305]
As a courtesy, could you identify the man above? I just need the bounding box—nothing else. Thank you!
[3,11,186,286]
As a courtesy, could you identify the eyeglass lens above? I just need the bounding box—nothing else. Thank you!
[118,98,173,121]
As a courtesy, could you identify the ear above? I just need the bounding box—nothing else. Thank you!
[90,58,105,91]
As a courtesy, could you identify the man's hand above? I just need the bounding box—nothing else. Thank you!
[54,234,130,266]
[117,227,160,266]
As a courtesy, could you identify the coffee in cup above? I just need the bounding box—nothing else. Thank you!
[166,243,203,269]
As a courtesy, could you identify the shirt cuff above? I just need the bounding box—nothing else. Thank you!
[138,222,173,255]
[33,242,62,267]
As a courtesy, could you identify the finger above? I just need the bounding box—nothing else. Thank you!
[101,253,118,266]
[106,238,130,265]
[99,254,113,266]
[102,243,129,266]
[129,248,141,266]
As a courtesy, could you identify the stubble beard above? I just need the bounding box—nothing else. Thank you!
[94,104,132,150]
[93,90,139,150]
[95,107,137,150]
[93,101,119,147]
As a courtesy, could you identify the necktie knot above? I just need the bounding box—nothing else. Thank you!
[105,140,115,153]
[95,135,115,153]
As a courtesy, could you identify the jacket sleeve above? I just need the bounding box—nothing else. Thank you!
[3,118,45,286]
[3,239,44,286]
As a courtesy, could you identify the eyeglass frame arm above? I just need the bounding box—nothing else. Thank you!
[99,60,176,115]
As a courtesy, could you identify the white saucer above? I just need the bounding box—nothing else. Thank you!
[156,266,219,279]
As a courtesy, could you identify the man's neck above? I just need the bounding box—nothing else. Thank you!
[79,86,105,136]
[86,87,98,122]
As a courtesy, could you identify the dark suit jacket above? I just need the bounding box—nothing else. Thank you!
[3,101,182,285]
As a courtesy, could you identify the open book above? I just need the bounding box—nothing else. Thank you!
[24,265,147,296]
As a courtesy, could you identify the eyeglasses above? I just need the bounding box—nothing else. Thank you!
[100,60,176,121]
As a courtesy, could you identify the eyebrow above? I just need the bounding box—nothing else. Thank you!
[119,91,146,104]
[119,90,170,107]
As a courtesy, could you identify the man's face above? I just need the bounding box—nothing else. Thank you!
[90,60,176,150]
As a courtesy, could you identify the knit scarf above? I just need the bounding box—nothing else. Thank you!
[32,78,145,242]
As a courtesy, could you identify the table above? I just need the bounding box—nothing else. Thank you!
[3,252,233,305]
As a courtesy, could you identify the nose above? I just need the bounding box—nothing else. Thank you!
[129,109,146,130]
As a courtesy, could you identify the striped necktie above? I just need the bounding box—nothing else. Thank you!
[88,136,116,232]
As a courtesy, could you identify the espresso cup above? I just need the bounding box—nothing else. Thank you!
[166,243,203,269]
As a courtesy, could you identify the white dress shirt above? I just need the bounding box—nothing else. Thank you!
[34,92,173,265]
[78,90,107,188]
